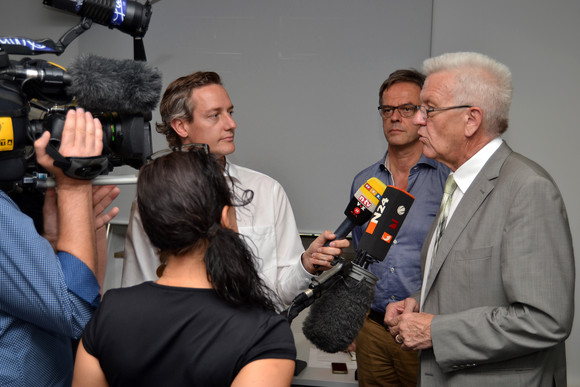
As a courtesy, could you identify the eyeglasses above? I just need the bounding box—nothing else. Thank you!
[377,104,419,119]
[417,105,472,120]
[146,143,210,163]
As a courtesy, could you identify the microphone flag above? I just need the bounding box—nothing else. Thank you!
[357,185,415,264]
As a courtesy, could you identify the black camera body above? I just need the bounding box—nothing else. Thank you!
[0,77,28,183]
[0,0,157,187]
[0,54,153,185]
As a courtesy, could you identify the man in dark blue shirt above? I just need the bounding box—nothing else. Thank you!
[0,109,117,386]
[350,69,449,387]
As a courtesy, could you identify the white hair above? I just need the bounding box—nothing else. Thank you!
[423,52,513,134]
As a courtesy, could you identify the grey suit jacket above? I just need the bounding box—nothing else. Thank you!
[419,142,575,386]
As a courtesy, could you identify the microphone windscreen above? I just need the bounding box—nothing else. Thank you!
[302,264,377,353]
[66,54,162,115]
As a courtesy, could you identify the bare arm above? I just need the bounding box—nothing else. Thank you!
[93,185,120,288]
[41,187,58,251]
[72,340,109,387]
[231,359,295,387]
[43,184,120,288]
[34,108,103,273]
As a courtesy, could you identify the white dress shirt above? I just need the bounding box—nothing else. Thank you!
[420,137,503,310]
[121,161,312,309]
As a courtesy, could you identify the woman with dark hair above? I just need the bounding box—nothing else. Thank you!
[72,146,296,387]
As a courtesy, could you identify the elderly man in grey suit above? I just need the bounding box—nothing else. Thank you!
[385,51,575,386]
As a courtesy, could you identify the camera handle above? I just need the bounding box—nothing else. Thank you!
[45,140,109,180]
[54,17,93,54]
[0,17,92,57]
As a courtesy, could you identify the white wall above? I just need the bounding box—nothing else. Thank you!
[75,0,434,231]
[431,0,580,384]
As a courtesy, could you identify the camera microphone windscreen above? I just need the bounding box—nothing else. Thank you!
[302,264,377,353]
[66,54,162,115]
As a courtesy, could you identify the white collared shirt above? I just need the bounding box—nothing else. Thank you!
[420,137,503,310]
[226,162,312,307]
[122,161,312,310]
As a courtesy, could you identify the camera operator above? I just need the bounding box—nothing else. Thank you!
[0,108,119,386]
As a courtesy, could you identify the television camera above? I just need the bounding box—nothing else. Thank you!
[0,0,159,189]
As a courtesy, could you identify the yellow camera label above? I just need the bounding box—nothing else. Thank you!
[0,117,15,151]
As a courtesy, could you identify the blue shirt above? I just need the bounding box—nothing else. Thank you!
[350,153,450,313]
[0,190,101,386]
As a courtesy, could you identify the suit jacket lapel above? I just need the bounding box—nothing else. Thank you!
[422,142,513,300]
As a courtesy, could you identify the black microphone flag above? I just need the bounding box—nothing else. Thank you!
[356,185,415,266]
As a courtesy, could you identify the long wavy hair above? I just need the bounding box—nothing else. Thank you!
[137,149,278,311]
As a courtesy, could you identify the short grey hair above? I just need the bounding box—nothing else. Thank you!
[423,52,513,134]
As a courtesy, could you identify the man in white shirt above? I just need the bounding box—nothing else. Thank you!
[121,71,348,308]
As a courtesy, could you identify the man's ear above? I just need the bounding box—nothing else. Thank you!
[464,106,483,138]
[171,118,189,139]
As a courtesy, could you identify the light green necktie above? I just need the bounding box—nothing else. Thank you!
[433,174,457,257]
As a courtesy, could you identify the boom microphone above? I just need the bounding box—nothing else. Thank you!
[283,259,351,323]
[66,54,162,115]
[301,186,415,353]
[302,263,377,353]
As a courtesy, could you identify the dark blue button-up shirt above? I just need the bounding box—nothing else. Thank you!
[350,152,450,313]
[0,190,100,386]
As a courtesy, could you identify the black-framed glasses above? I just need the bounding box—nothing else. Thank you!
[417,105,472,119]
[377,104,419,119]
[146,143,210,163]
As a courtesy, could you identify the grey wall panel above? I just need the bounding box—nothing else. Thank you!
[71,0,433,231]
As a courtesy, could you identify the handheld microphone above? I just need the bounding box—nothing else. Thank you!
[300,186,415,353]
[313,177,387,271]
[355,186,415,267]
[66,54,162,115]
[331,177,387,241]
